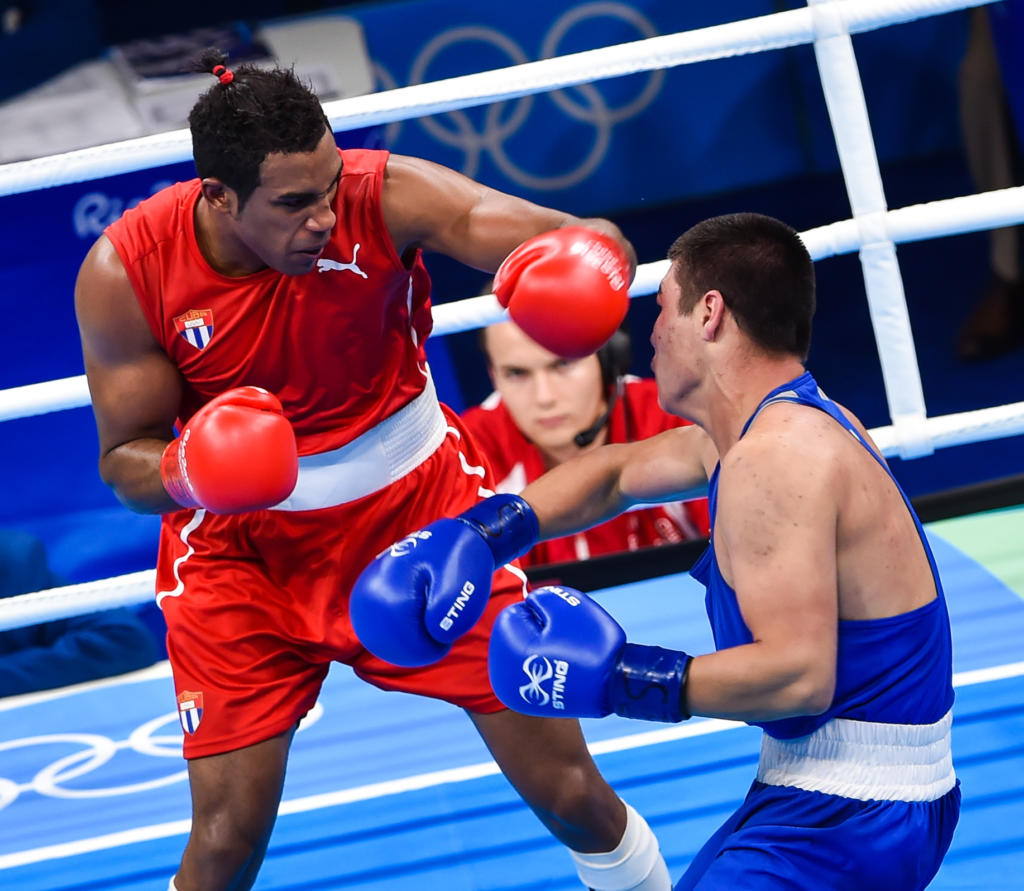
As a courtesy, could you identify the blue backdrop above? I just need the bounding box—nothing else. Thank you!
[350,0,967,216]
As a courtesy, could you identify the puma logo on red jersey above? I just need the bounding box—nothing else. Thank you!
[317,243,368,279]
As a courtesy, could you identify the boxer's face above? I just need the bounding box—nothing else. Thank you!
[651,261,701,414]
[233,129,342,276]
[485,321,606,463]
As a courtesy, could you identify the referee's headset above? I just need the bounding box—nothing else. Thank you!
[574,326,632,448]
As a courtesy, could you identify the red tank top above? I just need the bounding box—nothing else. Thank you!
[105,149,433,455]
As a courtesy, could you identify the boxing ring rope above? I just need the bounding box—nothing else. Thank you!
[6,186,1024,425]
[2,0,1022,630]
[0,0,995,198]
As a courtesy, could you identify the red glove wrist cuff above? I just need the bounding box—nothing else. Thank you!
[160,440,199,508]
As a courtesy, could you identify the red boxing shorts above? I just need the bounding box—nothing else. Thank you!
[156,411,526,759]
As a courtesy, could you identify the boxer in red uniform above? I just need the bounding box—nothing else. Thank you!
[461,319,709,568]
[74,50,670,891]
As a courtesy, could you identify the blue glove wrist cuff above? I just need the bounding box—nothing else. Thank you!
[456,494,539,566]
[609,643,692,723]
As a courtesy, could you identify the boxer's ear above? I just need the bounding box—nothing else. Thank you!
[200,178,236,216]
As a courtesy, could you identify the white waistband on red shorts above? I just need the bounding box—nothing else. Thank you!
[272,372,448,512]
[756,709,955,802]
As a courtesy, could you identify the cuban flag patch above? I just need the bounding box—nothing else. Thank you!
[177,690,204,734]
[173,309,214,350]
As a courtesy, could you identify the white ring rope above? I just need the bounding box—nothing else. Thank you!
[0,573,157,633]
[0,0,996,197]
[4,189,1024,427]
[1,0,1020,630]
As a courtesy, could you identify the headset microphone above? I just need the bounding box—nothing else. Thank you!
[573,383,621,448]
[573,328,631,448]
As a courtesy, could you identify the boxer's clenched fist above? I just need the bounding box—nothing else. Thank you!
[160,386,298,514]
[494,227,631,359]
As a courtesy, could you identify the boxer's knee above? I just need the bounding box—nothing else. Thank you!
[176,728,293,889]
[531,761,626,852]
[178,805,275,890]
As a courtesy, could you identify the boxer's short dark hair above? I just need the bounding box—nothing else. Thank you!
[188,47,331,209]
[668,213,816,360]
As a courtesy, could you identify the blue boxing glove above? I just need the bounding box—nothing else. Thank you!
[350,494,538,667]
[488,586,692,723]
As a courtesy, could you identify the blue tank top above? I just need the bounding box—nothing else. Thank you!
[689,371,954,739]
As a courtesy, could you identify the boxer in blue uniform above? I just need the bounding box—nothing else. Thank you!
[353,212,960,889]
[670,371,959,888]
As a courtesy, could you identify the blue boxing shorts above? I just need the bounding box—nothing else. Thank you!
[677,713,961,890]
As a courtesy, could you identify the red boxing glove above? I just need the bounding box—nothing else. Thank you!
[160,387,298,514]
[493,226,631,359]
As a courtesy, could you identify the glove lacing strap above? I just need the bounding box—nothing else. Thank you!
[456,494,539,566]
[609,644,692,723]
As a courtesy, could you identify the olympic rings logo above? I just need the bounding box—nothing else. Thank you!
[0,701,323,811]
[69,4,662,239]
[376,2,665,191]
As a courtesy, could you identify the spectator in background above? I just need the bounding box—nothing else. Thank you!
[0,529,160,697]
[461,313,709,570]
[956,3,1024,360]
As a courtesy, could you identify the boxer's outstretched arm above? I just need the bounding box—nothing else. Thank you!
[381,154,636,276]
[349,429,711,668]
[521,425,714,542]
[75,235,184,514]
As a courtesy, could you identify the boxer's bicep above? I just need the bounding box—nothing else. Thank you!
[714,435,839,713]
[75,237,182,471]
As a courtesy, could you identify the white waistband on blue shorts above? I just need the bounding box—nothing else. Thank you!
[272,372,448,512]
[756,709,955,802]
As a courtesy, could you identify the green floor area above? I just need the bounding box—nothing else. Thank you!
[930,505,1024,601]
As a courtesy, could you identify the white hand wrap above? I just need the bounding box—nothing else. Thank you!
[570,802,672,890]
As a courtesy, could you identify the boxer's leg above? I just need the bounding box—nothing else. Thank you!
[173,727,295,891]
[470,709,671,890]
